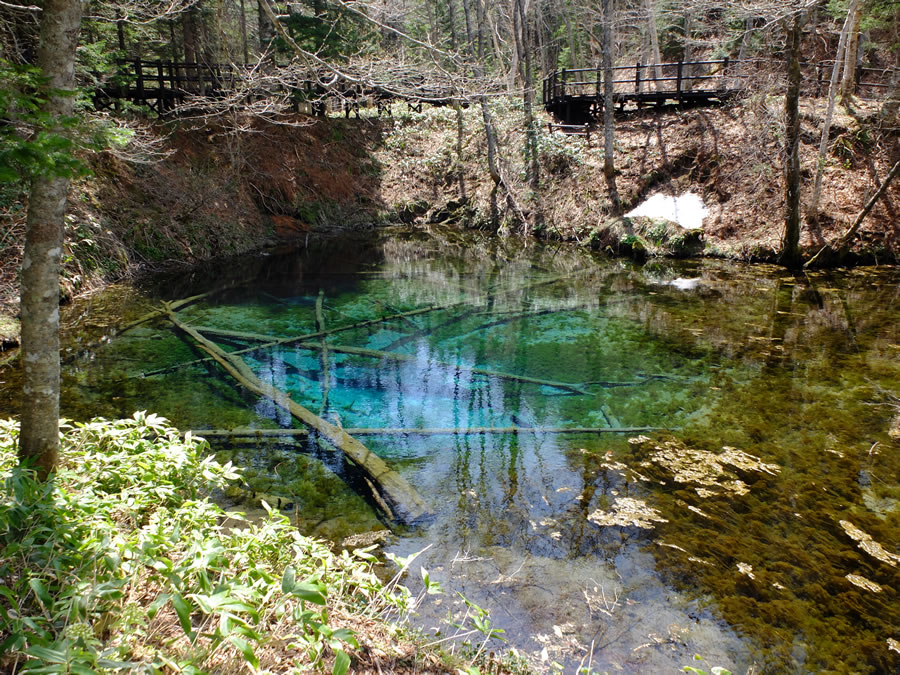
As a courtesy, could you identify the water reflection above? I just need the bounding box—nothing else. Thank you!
[37,227,900,673]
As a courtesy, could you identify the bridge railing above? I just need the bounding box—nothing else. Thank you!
[98,59,253,98]
[543,58,898,106]
[542,59,741,104]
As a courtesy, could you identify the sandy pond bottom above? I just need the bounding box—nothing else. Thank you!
[50,228,900,673]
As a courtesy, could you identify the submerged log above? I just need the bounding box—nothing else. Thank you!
[118,291,216,335]
[141,304,446,377]
[191,331,593,396]
[142,274,586,378]
[165,307,433,525]
[191,425,659,438]
[315,289,330,415]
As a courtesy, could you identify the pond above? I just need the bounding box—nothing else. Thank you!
[22,227,900,672]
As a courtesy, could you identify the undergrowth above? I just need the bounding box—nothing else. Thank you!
[0,413,452,674]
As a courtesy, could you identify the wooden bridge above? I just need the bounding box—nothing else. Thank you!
[94,57,895,120]
[93,59,457,117]
[543,58,897,123]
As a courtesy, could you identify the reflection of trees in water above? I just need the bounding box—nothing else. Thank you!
[58,228,900,673]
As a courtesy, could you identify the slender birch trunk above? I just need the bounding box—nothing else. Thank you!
[808,0,859,221]
[18,0,82,478]
[601,0,620,210]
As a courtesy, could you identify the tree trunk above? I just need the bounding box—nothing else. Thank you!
[182,4,200,64]
[258,0,275,55]
[808,0,859,221]
[18,0,81,479]
[446,0,460,50]
[239,0,249,63]
[514,0,540,193]
[646,0,663,87]
[601,0,620,211]
[780,13,804,269]
[462,0,502,226]
[682,10,693,87]
[564,0,580,70]
[840,1,862,100]
[880,67,899,123]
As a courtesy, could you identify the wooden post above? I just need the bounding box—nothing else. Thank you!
[635,61,641,93]
[135,58,144,104]
[676,60,683,96]
[722,57,729,90]
[156,60,165,114]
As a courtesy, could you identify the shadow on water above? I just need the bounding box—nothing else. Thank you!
[17,226,899,673]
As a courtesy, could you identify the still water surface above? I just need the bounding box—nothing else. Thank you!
[47,228,900,673]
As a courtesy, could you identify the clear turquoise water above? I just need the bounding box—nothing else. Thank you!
[44,228,900,673]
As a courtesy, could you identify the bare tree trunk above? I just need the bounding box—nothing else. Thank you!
[18,0,81,479]
[183,5,200,63]
[115,6,125,52]
[514,0,540,192]
[645,0,662,87]
[258,0,275,55]
[808,0,859,221]
[454,100,467,201]
[881,68,900,122]
[780,13,804,269]
[463,0,502,225]
[682,10,693,87]
[239,0,249,63]
[563,0,580,70]
[840,1,861,100]
[446,0,460,50]
[601,0,620,211]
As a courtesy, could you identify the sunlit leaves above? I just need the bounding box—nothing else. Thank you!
[0,414,397,673]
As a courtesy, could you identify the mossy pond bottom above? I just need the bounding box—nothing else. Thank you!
[26,228,900,672]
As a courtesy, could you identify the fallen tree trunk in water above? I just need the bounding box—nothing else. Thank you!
[164,307,433,525]
[190,425,659,438]
[119,290,217,334]
[192,327,593,396]
[140,304,446,377]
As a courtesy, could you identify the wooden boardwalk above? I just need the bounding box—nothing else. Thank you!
[95,57,895,120]
[93,59,456,117]
[543,58,896,123]
[544,59,745,123]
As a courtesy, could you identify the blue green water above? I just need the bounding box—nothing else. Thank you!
[40,228,900,673]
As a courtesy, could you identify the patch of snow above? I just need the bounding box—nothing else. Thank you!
[668,277,701,291]
[626,192,709,230]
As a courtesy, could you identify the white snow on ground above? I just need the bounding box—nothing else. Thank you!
[626,192,709,230]
[667,277,701,290]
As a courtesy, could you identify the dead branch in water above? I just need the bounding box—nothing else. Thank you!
[192,330,593,396]
[164,306,433,525]
[190,425,660,439]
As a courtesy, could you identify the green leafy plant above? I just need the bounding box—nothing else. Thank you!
[0,413,410,674]
[683,654,733,675]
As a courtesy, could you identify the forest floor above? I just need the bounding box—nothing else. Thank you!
[0,92,897,348]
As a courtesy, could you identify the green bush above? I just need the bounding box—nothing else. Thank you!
[0,413,408,674]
